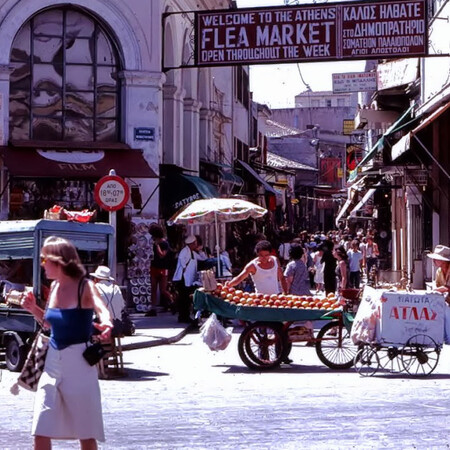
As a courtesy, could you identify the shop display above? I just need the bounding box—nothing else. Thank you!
[205,283,339,310]
[127,218,154,312]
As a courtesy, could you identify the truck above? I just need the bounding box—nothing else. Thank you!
[0,219,114,371]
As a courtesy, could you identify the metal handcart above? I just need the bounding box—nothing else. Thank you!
[353,290,446,377]
[194,288,361,371]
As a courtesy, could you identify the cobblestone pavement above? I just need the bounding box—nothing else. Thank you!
[1,313,450,449]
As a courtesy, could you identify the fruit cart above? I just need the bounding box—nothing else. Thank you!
[194,286,360,371]
[353,289,447,377]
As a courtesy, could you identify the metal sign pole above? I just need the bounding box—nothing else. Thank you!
[108,169,117,278]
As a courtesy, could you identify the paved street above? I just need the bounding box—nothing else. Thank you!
[1,313,450,449]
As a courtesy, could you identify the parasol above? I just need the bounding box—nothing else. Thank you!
[169,198,267,275]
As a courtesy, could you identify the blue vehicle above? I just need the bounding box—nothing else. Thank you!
[0,219,114,371]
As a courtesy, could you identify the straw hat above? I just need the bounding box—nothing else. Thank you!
[427,245,450,262]
[90,265,115,280]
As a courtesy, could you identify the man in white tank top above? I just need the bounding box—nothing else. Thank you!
[225,240,287,295]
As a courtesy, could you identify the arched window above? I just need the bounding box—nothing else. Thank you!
[9,7,121,142]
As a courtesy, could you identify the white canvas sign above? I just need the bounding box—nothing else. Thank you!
[378,291,445,346]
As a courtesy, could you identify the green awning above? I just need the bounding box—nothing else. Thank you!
[348,104,416,182]
[237,159,278,195]
[160,173,218,219]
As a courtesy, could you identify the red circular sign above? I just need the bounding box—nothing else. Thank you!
[94,175,130,211]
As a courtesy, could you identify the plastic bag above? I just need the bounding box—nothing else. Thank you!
[351,286,382,345]
[200,313,232,351]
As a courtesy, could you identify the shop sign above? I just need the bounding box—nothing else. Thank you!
[378,292,445,345]
[343,119,355,135]
[173,193,201,211]
[333,72,377,93]
[377,58,419,91]
[195,0,427,66]
[134,127,155,141]
[94,175,130,211]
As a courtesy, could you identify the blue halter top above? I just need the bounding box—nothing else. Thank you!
[44,278,94,350]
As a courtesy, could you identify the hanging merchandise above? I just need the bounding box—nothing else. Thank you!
[127,218,154,312]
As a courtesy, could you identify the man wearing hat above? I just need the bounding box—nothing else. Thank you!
[91,266,125,336]
[427,245,450,296]
[172,235,199,323]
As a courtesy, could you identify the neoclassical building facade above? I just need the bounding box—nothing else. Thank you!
[0,0,247,227]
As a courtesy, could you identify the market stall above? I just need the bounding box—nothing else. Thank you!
[352,286,448,376]
[194,286,360,370]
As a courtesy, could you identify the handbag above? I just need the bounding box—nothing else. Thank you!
[83,341,108,366]
[10,330,49,394]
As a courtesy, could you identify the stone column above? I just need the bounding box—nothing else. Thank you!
[199,107,213,161]
[162,84,185,167]
[183,98,201,172]
[0,65,12,219]
[0,65,12,145]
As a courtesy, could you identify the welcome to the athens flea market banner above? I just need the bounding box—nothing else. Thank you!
[195,0,427,66]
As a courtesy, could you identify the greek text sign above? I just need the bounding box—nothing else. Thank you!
[94,175,130,212]
[196,0,427,66]
[333,72,377,93]
[378,291,445,345]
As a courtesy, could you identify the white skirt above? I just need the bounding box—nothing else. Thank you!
[32,343,105,441]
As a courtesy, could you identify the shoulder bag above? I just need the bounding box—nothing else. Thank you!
[11,290,51,394]
[82,278,108,365]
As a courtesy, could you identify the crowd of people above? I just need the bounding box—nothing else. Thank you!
[143,223,386,324]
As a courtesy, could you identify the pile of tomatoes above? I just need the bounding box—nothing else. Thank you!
[209,283,340,310]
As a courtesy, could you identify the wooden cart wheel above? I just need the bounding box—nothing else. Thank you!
[401,334,440,376]
[238,322,287,370]
[354,345,379,377]
[315,321,357,369]
[376,346,404,374]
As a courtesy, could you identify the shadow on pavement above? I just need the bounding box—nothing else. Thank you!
[217,363,351,374]
[110,366,169,381]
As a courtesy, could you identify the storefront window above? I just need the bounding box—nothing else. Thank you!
[9,7,121,142]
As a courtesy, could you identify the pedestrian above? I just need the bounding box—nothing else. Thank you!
[218,248,233,279]
[320,241,337,295]
[90,265,125,337]
[195,235,215,271]
[225,240,288,295]
[311,244,324,293]
[278,237,292,268]
[148,223,174,316]
[172,235,199,323]
[347,240,363,289]
[427,245,450,296]
[334,245,349,291]
[21,236,113,449]
[284,243,311,296]
[364,235,379,276]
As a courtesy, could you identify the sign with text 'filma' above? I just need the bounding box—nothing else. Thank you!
[196,0,427,66]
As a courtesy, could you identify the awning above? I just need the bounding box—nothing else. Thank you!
[237,160,278,195]
[220,170,244,186]
[334,177,367,226]
[413,102,450,134]
[391,132,412,161]
[200,160,243,187]
[349,104,416,181]
[0,147,157,178]
[160,173,219,219]
[391,102,450,162]
[335,198,353,226]
[349,188,376,217]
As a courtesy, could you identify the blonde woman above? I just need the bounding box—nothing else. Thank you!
[21,236,112,450]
